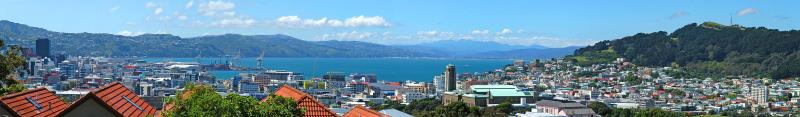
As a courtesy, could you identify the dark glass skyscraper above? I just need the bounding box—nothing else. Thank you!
[444,64,456,91]
[36,38,50,57]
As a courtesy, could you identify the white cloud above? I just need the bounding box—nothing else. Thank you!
[108,6,120,13]
[342,15,391,27]
[417,30,439,37]
[470,30,489,35]
[178,15,188,20]
[185,0,194,9]
[154,8,163,15]
[668,11,688,19]
[145,2,157,8]
[497,28,513,35]
[318,31,374,40]
[209,17,257,28]
[198,0,235,16]
[223,11,236,17]
[416,30,457,39]
[157,16,172,21]
[737,8,758,16]
[117,30,146,36]
[273,15,390,28]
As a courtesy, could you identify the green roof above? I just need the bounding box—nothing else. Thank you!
[462,94,489,98]
[470,85,518,90]
[489,90,534,97]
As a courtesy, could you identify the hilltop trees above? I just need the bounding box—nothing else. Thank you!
[0,38,27,95]
[571,22,800,79]
[161,84,304,117]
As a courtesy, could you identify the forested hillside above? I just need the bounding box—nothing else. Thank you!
[570,22,800,79]
[0,20,428,57]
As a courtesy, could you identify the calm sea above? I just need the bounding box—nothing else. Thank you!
[143,58,514,82]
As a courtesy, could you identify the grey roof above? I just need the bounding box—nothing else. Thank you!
[563,108,596,115]
[369,83,401,90]
[380,109,413,117]
[536,100,596,115]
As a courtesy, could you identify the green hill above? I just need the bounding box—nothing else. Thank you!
[0,20,428,58]
[570,22,800,79]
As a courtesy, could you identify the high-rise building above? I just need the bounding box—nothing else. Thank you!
[444,64,456,91]
[433,75,444,94]
[35,38,50,57]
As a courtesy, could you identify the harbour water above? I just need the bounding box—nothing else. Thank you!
[144,58,514,82]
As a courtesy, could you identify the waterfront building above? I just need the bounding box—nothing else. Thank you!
[323,72,346,81]
[433,75,445,95]
[351,74,377,83]
[258,70,302,81]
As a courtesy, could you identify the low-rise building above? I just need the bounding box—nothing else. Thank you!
[535,100,597,117]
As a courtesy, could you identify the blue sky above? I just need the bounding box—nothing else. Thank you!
[0,0,797,47]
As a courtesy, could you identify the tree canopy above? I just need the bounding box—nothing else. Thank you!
[572,22,800,79]
[161,84,304,117]
[0,38,27,95]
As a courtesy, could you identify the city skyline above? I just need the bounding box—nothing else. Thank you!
[1,0,798,47]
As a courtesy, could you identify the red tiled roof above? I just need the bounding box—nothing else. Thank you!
[342,105,387,117]
[267,85,338,117]
[57,82,158,117]
[0,88,68,117]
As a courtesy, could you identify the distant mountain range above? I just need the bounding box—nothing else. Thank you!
[0,20,579,58]
[465,46,582,59]
[395,40,578,58]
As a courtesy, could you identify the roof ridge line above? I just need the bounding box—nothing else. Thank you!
[1,88,48,99]
[92,82,122,93]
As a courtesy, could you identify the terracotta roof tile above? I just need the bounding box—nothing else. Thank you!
[267,85,338,117]
[57,82,158,117]
[0,88,68,117]
[343,105,387,117]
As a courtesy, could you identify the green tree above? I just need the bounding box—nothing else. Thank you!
[0,38,27,95]
[373,100,405,111]
[495,101,514,115]
[161,84,304,117]
[404,98,440,115]
[588,101,612,116]
[431,101,480,117]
